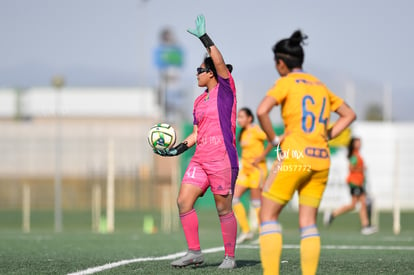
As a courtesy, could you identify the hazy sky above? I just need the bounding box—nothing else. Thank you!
[1,0,413,120]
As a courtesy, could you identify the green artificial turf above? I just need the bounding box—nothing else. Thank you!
[0,210,413,274]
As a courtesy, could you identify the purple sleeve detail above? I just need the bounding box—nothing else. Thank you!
[193,111,197,125]
[217,74,236,96]
[217,75,238,168]
[217,75,231,89]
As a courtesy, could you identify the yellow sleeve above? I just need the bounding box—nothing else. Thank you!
[266,78,289,104]
[255,125,267,141]
[327,89,344,111]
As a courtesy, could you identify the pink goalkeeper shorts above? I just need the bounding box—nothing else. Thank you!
[182,159,238,195]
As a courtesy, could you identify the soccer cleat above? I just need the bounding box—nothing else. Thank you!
[218,256,237,269]
[323,211,334,227]
[361,226,378,235]
[236,231,254,244]
[171,250,204,268]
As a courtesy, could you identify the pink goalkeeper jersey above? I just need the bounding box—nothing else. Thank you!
[192,73,238,168]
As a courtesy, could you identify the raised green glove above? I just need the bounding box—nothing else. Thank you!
[187,15,214,48]
[187,14,206,38]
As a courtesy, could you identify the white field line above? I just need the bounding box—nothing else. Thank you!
[67,247,223,275]
[68,244,414,275]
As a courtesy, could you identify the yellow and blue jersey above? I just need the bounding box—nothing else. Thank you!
[266,71,344,171]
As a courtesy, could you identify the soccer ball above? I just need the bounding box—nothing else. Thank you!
[147,123,176,150]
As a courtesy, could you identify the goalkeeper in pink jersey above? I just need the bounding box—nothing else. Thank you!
[154,15,238,269]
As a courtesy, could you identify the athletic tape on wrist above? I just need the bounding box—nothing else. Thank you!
[272,136,281,146]
[175,142,189,155]
[199,33,214,48]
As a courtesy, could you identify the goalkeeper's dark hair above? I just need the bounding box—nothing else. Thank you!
[273,30,308,70]
[238,107,254,143]
[203,56,233,79]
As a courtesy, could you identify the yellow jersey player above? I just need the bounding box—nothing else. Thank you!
[233,107,273,244]
[257,30,356,275]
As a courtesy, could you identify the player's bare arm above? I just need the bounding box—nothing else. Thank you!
[328,103,356,140]
[253,143,273,166]
[208,45,229,79]
[182,126,198,148]
[257,96,282,146]
[187,15,229,79]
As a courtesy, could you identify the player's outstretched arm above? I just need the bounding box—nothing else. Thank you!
[187,14,229,79]
[328,103,356,140]
[182,126,197,148]
[154,126,197,157]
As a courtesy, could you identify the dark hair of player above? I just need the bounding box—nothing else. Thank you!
[203,56,233,79]
[238,107,254,143]
[347,137,360,159]
[272,30,308,70]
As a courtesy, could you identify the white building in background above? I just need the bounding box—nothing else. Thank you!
[1,88,414,212]
[0,87,160,119]
[0,87,172,211]
[0,87,161,179]
[0,89,17,118]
